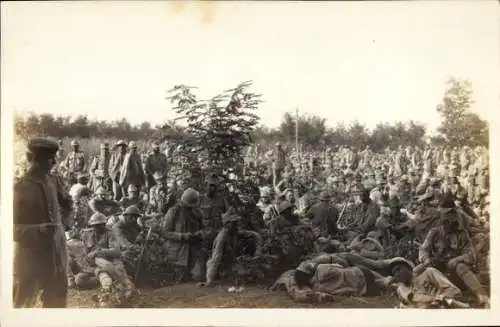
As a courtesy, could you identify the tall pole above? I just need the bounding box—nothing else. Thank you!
[295,107,299,162]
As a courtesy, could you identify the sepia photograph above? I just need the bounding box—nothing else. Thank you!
[1,0,499,326]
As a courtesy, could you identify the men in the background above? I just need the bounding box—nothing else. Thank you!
[109,140,128,201]
[60,140,86,186]
[145,141,168,192]
[119,141,146,194]
[272,142,286,187]
[14,138,72,308]
[89,142,112,192]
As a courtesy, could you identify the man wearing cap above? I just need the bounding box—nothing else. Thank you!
[14,137,72,307]
[60,140,86,186]
[145,141,168,192]
[89,142,112,192]
[199,209,263,287]
[109,140,128,201]
[119,141,146,194]
[417,195,488,305]
[304,191,339,238]
[160,188,208,282]
[344,186,380,240]
[81,212,136,303]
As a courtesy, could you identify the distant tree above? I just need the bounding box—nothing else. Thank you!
[435,78,489,147]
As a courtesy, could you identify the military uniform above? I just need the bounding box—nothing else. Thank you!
[14,138,71,308]
[145,144,168,190]
[60,147,86,185]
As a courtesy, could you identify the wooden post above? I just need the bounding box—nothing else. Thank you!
[296,107,299,161]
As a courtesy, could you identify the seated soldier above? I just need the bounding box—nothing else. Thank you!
[198,210,263,287]
[343,186,380,241]
[390,263,466,308]
[160,188,207,283]
[416,195,489,306]
[119,184,146,212]
[270,200,300,232]
[79,213,137,303]
[148,172,171,214]
[304,190,339,239]
[71,186,93,233]
[89,186,122,217]
[111,205,143,250]
[69,173,90,202]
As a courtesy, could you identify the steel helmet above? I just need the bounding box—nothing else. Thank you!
[127,184,138,193]
[70,140,79,146]
[88,212,108,226]
[123,205,141,217]
[180,188,200,207]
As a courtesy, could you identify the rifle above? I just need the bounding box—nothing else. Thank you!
[134,227,153,283]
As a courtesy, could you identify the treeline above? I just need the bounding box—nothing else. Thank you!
[14,111,429,152]
[14,78,489,151]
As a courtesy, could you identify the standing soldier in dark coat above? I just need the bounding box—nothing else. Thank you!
[145,141,168,192]
[14,138,72,307]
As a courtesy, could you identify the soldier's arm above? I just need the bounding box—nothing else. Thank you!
[161,207,190,241]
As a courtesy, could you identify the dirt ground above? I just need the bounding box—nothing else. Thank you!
[68,283,399,308]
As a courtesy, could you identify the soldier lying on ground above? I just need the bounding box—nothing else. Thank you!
[270,255,411,303]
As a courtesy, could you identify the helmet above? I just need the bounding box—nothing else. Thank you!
[88,212,107,226]
[180,188,200,207]
[129,141,137,148]
[127,184,138,193]
[296,261,316,275]
[124,205,141,216]
[116,140,126,147]
[70,140,79,146]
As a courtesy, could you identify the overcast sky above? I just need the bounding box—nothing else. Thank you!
[2,1,499,133]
